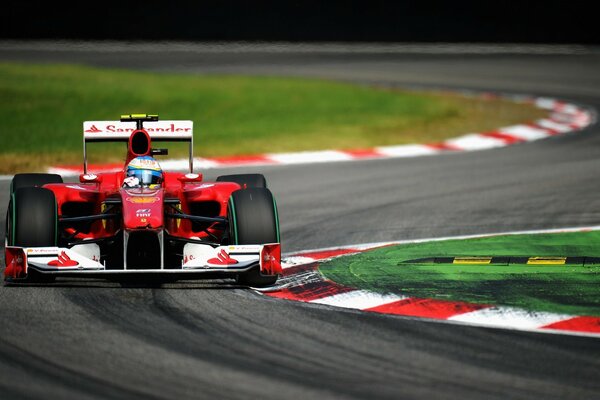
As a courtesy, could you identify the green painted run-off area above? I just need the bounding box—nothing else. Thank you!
[320,231,600,316]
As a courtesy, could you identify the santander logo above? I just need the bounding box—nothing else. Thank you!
[208,249,239,266]
[48,251,79,267]
[85,125,102,133]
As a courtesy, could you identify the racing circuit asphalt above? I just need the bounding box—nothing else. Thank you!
[1,43,600,399]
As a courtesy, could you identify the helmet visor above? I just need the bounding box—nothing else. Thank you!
[127,169,163,187]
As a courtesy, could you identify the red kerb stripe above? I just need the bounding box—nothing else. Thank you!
[426,143,462,151]
[481,131,525,144]
[366,298,490,319]
[342,149,385,158]
[295,248,361,261]
[541,316,600,333]
[526,122,559,136]
[266,281,356,302]
[553,101,567,112]
[209,155,273,165]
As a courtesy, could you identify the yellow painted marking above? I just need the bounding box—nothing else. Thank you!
[527,257,566,265]
[453,257,492,264]
[101,203,107,229]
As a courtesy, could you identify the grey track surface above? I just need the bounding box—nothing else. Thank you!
[1,44,600,399]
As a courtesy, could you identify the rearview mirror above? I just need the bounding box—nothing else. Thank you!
[177,173,203,183]
[79,173,103,183]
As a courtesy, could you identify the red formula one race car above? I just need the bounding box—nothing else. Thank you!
[4,114,282,286]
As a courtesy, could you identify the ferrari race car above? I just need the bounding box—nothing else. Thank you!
[4,114,282,286]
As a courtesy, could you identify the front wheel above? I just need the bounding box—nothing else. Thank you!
[216,174,267,188]
[228,187,280,287]
[10,173,63,193]
[9,187,57,248]
[6,187,58,283]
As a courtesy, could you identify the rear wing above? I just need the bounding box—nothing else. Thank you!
[83,115,194,173]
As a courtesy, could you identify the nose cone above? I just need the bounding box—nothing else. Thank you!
[120,188,164,229]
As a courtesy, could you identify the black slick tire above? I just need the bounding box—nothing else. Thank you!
[7,187,58,283]
[10,173,63,193]
[228,187,280,287]
[10,187,57,247]
[216,174,267,188]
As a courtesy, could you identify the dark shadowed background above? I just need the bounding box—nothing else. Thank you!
[1,0,597,44]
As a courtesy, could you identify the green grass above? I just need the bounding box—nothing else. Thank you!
[321,231,600,316]
[0,62,546,173]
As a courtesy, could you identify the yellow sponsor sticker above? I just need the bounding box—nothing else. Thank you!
[126,196,159,204]
[453,257,492,264]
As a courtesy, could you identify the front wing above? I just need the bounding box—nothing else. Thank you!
[4,243,282,282]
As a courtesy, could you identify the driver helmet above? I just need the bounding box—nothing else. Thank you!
[123,156,163,189]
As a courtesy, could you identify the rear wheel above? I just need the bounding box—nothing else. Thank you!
[216,174,266,188]
[228,187,280,287]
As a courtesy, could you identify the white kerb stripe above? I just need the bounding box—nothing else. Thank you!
[445,134,507,150]
[558,104,579,114]
[310,290,407,309]
[159,159,193,170]
[574,112,592,123]
[375,144,439,157]
[281,256,317,269]
[535,97,558,110]
[47,167,79,176]
[448,306,572,329]
[497,125,550,141]
[535,119,572,133]
[267,150,352,164]
[572,114,592,128]
[192,158,223,170]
